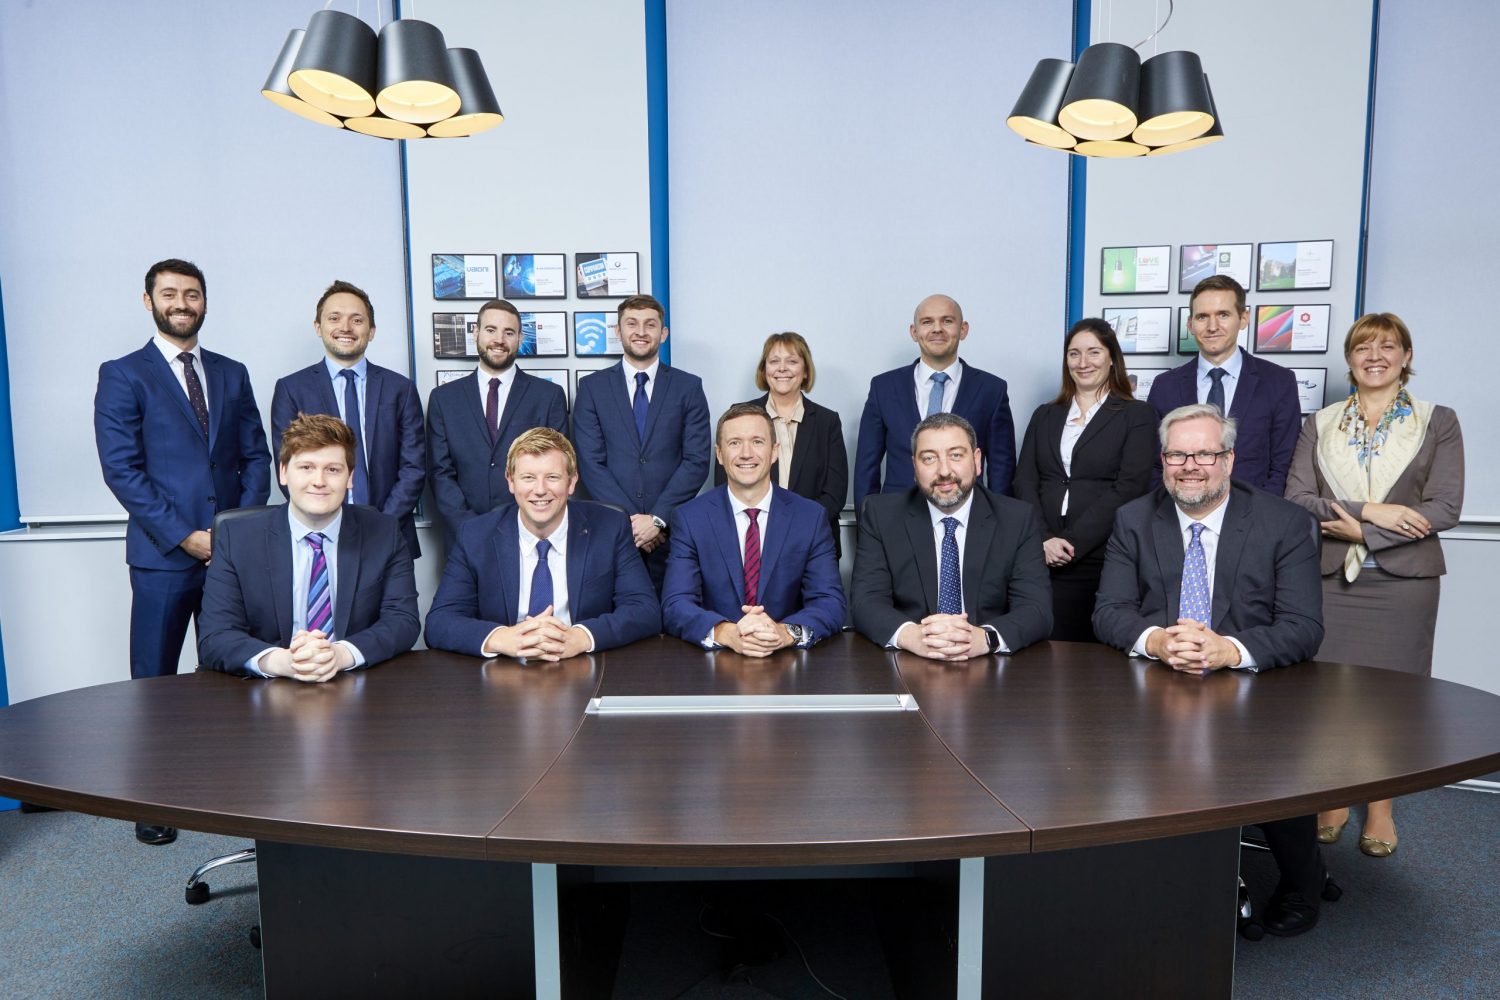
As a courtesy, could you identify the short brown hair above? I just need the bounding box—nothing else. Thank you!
[754,332,816,393]
[1344,312,1415,386]
[279,412,356,469]
[616,294,665,322]
[477,299,521,325]
[505,427,578,477]
[315,280,375,327]
[715,402,775,445]
[1189,274,1247,315]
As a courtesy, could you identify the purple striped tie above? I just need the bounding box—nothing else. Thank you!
[743,509,761,605]
[306,532,332,635]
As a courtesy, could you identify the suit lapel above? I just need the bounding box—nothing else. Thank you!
[949,358,977,415]
[333,509,361,639]
[900,361,924,426]
[1043,403,1068,472]
[565,507,590,616]
[961,489,997,613]
[496,372,532,454]
[712,488,746,604]
[492,512,521,624]
[759,488,791,601]
[202,352,227,449]
[361,369,384,460]
[1174,360,1199,409]
[143,343,206,442]
[1211,491,1251,628]
[604,363,639,452]
[1227,352,1257,419]
[267,512,295,644]
[642,365,672,447]
[1072,397,1118,456]
[904,494,940,614]
[1152,496,1185,623]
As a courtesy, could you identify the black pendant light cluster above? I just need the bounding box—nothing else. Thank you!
[1006,2,1221,157]
[262,8,503,140]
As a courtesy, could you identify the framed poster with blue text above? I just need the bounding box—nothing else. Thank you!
[1178,244,1252,291]
[502,253,566,298]
[1256,240,1333,291]
[432,312,479,358]
[1102,307,1172,354]
[1101,245,1170,294]
[573,311,622,356]
[432,254,497,300]
[1127,366,1172,399]
[575,252,640,298]
[520,367,570,405]
[1178,306,1251,355]
[519,312,569,357]
[1289,368,1328,413]
[1253,305,1330,354]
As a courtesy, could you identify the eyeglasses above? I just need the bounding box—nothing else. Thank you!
[1162,450,1229,467]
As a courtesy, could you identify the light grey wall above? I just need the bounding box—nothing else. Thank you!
[0,0,409,520]
[665,0,1074,495]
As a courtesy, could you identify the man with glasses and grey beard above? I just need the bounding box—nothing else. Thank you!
[1092,403,1329,937]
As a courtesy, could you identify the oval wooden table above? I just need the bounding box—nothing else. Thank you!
[1,636,1496,998]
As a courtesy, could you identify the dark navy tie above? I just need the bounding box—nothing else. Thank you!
[339,370,370,505]
[633,371,649,442]
[938,517,962,615]
[528,539,554,618]
[1206,368,1227,417]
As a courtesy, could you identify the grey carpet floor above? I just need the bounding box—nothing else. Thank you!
[1,784,1495,998]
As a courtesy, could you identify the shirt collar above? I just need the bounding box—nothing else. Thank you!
[1197,347,1244,381]
[288,504,344,544]
[518,509,569,556]
[625,358,661,385]
[325,356,368,381]
[727,483,773,516]
[476,364,510,386]
[1174,492,1230,536]
[917,358,959,385]
[926,491,975,530]
[765,395,804,424]
[154,335,200,364]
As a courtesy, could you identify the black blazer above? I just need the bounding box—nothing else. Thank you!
[714,393,848,556]
[1013,396,1157,566]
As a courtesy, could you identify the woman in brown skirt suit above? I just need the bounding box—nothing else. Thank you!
[1285,312,1464,858]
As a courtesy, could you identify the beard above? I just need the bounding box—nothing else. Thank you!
[922,476,973,510]
[1167,478,1229,513]
[478,344,516,372]
[152,303,205,343]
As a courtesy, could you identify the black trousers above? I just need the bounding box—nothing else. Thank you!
[1255,814,1324,898]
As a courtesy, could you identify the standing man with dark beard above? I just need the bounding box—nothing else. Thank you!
[851,413,1051,659]
[94,258,271,845]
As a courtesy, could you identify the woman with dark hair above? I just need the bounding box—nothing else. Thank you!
[1285,312,1464,858]
[1014,318,1157,641]
[716,332,849,556]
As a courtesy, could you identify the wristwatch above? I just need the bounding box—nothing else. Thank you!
[651,515,667,531]
[984,626,1001,653]
[785,623,811,648]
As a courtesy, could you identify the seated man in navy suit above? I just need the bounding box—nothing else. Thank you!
[427,298,569,539]
[425,428,661,659]
[1147,275,1301,494]
[854,293,1015,513]
[271,280,426,557]
[199,414,420,680]
[662,403,846,654]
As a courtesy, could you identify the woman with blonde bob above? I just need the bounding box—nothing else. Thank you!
[1285,312,1464,858]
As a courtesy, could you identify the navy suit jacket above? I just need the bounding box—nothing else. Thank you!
[1146,349,1301,495]
[1091,481,1324,670]
[424,500,662,655]
[94,341,271,570]
[197,504,420,675]
[426,369,568,537]
[854,359,1016,511]
[851,486,1052,652]
[661,485,847,644]
[571,363,711,524]
[271,360,426,556]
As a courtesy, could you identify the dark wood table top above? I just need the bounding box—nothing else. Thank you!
[1,635,1497,864]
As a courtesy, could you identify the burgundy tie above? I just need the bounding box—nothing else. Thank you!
[485,377,500,444]
[178,352,209,437]
[743,508,761,605]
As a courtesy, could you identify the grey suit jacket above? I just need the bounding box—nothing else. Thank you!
[1092,481,1324,670]
[1284,403,1463,578]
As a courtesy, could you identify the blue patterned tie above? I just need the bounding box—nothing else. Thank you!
[339,369,370,505]
[528,538,554,618]
[1206,367,1227,417]
[927,371,950,418]
[1180,522,1211,626]
[306,532,333,636]
[633,371,649,443]
[938,516,962,615]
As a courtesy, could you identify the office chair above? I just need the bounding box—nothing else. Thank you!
[183,505,274,906]
[1235,829,1342,940]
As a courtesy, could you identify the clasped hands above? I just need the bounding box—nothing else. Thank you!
[1320,502,1430,544]
[630,514,665,553]
[1043,537,1075,568]
[713,605,794,658]
[898,612,989,661]
[261,629,353,683]
[1147,619,1241,675]
[485,606,590,662]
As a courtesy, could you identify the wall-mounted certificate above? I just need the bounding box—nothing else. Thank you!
[1102,307,1172,354]
[521,367,570,405]
[1127,366,1171,399]
[573,366,614,401]
[519,312,569,357]
[502,253,567,298]
[1289,368,1328,413]
[1178,243,1252,291]
[432,312,479,358]
[1178,306,1251,355]
[432,254,497,300]
[575,252,640,298]
[1256,240,1333,291]
[435,369,469,387]
[1254,304,1331,354]
[1101,245,1171,294]
[573,311,622,356]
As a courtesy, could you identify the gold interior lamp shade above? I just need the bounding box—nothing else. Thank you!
[1005,59,1077,150]
[425,48,505,138]
[1057,42,1141,141]
[1073,139,1149,157]
[1147,73,1224,155]
[1132,51,1214,146]
[261,29,343,129]
[375,19,461,124]
[287,9,378,118]
[345,114,427,140]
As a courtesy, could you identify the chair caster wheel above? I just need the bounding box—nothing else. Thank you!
[249,925,261,950]
[185,882,211,905]
[1322,878,1343,903]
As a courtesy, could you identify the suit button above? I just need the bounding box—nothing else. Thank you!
[639,458,646,464]
[208,496,217,504]
[490,462,496,468]
[636,491,643,498]
[210,463,217,470]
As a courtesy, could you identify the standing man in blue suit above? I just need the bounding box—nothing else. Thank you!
[271,280,425,557]
[425,428,660,658]
[94,258,271,845]
[1147,275,1301,494]
[199,413,419,679]
[662,403,846,653]
[854,293,1016,513]
[571,294,711,592]
[426,298,568,539]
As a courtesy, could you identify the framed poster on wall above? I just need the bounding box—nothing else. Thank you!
[1101,245,1171,294]
[521,367,570,405]
[1289,368,1328,413]
[1254,305,1331,354]
[432,254,497,300]
[432,312,479,358]
[1177,306,1251,355]
[435,369,469,387]
[1127,366,1172,399]
[1178,243,1252,291]
[1102,307,1172,354]
[573,311,622,356]
[1256,240,1333,291]
[575,252,640,298]
[501,253,567,298]
[519,312,569,357]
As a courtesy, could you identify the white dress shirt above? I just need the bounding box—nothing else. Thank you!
[889,493,1011,654]
[482,510,596,657]
[476,365,515,429]
[1195,348,1244,415]
[325,356,369,469]
[1131,497,1256,669]
[248,507,364,676]
[1059,394,1105,516]
[913,360,961,415]
[152,335,210,414]
[623,358,661,402]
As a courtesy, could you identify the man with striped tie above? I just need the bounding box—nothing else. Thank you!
[198,413,420,681]
[661,403,846,654]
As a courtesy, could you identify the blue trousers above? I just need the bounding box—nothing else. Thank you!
[128,565,207,679]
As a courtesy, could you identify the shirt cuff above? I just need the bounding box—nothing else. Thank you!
[338,640,365,670]
[481,625,505,658]
[1227,637,1256,670]
[574,624,596,653]
[1132,626,1162,659]
[886,621,918,649]
[246,648,277,677]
